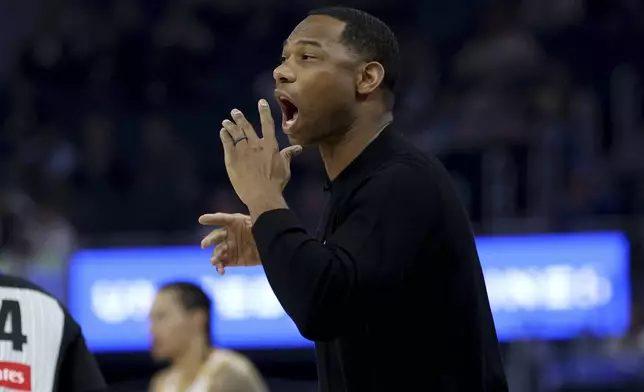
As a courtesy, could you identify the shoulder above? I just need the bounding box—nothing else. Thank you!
[206,350,267,391]
[0,274,68,317]
[359,152,447,202]
[0,274,54,294]
[343,149,457,230]
[209,349,259,374]
[0,275,81,340]
[149,367,171,392]
[388,140,452,180]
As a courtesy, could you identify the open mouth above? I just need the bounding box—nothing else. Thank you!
[277,96,299,132]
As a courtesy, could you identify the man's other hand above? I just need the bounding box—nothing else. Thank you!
[198,213,260,274]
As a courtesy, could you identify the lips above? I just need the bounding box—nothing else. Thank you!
[275,93,299,133]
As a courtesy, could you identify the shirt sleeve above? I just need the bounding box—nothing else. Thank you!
[252,163,440,341]
[56,321,107,392]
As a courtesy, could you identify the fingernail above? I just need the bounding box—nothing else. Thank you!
[231,109,240,115]
[222,120,230,125]
[259,99,268,107]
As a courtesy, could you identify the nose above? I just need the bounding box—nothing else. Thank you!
[273,63,295,84]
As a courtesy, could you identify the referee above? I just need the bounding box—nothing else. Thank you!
[0,274,106,392]
[200,6,508,392]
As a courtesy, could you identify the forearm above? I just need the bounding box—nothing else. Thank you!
[252,209,358,341]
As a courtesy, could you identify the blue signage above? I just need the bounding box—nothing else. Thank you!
[68,232,630,352]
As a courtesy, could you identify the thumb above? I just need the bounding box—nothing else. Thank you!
[280,145,303,164]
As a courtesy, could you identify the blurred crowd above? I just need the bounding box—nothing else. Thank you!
[0,0,643,241]
[0,0,643,390]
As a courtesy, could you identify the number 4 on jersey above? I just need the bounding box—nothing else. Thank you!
[0,300,27,351]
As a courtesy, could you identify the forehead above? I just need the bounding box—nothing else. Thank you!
[152,290,180,309]
[285,15,346,49]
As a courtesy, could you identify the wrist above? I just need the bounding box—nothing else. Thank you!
[246,192,288,224]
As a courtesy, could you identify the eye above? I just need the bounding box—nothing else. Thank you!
[280,55,287,63]
[301,54,317,61]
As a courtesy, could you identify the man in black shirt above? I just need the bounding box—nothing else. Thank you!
[0,274,106,392]
[199,6,508,391]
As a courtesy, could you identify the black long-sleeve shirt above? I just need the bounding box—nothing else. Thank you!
[252,128,508,392]
[0,274,107,392]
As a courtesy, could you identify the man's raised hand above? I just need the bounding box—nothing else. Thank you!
[220,100,302,208]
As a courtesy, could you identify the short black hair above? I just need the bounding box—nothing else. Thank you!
[308,7,400,95]
[159,281,212,344]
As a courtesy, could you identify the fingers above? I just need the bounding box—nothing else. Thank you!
[200,213,249,276]
[223,100,275,143]
[222,119,246,145]
[220,128,234,157]
[257,99,276,141]
[199,213,237,227]
[212,243,228,276]
[280,145,303,164]
[230,109,258,139]
[211,242,228,264]
[200,227,228,249]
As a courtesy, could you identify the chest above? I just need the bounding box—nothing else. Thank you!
[159,351,227,392]
[316,192,350,242]
[160,371,210,392]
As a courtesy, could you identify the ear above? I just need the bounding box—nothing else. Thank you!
[191,310,208,331]
[356,61,385,95]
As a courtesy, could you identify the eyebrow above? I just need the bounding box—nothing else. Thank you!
[283,39,323,48]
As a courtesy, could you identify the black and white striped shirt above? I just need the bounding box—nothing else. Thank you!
[0,274,106,392]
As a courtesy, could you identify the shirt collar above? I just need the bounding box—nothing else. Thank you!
[323,124,400,193]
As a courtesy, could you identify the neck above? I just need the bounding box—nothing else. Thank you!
[319,110,393,181]
[172,339,212,375]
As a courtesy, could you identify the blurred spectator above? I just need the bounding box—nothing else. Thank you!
[0,0,640,235]
[0,184,34,274]
[148,281,268,392]
[454,2,543,85]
